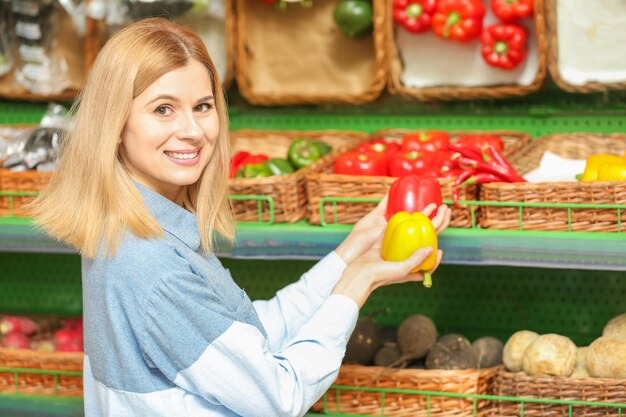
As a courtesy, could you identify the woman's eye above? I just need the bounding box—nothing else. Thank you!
[195,102,213,113]
[155,105,173,116]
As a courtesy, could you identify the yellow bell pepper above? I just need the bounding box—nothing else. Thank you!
[581,154,624,182]
[597,163,626,181]
[381,211,438,288]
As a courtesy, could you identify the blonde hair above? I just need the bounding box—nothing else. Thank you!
[30,18,235,258]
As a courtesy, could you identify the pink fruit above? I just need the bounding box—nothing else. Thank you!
[2,332,30,349]
[0,316,38,336]
[57,342,83,353]
[54,328,80,345]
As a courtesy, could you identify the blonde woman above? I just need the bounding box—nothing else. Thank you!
[32,18,451,417]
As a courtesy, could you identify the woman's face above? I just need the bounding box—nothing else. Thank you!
[121,59,219,203]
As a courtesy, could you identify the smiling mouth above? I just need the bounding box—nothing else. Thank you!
[164,150,200,160]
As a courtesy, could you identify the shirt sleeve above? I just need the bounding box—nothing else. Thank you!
[252,251,348,352]
[137,270,358,417]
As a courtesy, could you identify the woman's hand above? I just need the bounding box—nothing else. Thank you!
[332,231,444,308]
[335,195,452,265]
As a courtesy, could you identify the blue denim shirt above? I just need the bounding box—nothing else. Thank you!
[81,182,358,417]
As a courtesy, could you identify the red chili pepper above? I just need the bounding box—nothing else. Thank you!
[455,155,524,183]
[491,0,533,23]
[401,130,450,153]
[356,138,401,156]
[389,151,438,177]
[447,142,483,160]
[463,172,505,184]
[393,0,437,34]
[483,143,526,182]
[451,168,477,208]
[481,23,527,70]
[432,0,486,42]
[456,134,505,153]
[334,151,389,176]
[385,175,443,220]
[438,166,464,179]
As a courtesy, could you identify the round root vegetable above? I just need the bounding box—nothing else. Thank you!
[344,317,382,365]
[522,334,577,377]
[602,313,626,339]
[571,346,590,378]
[386,315,437,367]
[374,342,403,367]
[426,333,478,370]
[473,336,504,368]
[503,330,539,372]
[586,337,626,379]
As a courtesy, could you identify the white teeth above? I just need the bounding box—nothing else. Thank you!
[165,151,198,160]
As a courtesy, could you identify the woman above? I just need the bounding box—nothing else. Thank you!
[32,18,451,417]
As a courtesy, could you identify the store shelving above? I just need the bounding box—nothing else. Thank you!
[1,86,626,416]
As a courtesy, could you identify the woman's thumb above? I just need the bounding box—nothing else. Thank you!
[402,246,433,270]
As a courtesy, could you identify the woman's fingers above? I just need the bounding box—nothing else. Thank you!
[432,204,452,234]
[420,203,437,218]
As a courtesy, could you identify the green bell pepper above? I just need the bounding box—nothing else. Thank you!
[237,162,273,178]
[287,139,323,169]
[313,141,332,157]
[265,158,295,176]
[333,0,374,38]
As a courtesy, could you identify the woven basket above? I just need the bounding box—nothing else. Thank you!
[312,365,497,417]
[386,0,548,100]
[0,8,83,101]
[0,348,83,397]
[84,0,236,88]
[0,169,53,217]
[485,368,626,417]
[479,133,626,232]
[0,316,83,397]
[306,129,531,226]
[544,0,626,93]
[235,0,387,105]
[229,129,367,223]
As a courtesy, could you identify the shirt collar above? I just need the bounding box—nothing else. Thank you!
[134,182,201,251]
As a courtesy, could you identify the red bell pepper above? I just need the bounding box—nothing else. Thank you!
[334,151,389,176]
[481,23,527,70]
[393,0,437,34]
[385,175,443,220]
[432,0,486,42]
[455,134,505,153]
[491,0,533,23]
[356,138,401,156]
[401,130,450,153]
[389,151,438,177]
[230,151,269,179]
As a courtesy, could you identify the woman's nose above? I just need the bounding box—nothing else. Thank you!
[176,111,202,140]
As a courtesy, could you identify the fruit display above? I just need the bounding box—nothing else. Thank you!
[0,315,83,353]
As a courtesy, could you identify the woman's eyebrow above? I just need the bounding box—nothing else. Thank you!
[146,95,179,106]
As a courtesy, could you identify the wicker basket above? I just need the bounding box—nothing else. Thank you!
[0,8,83,101]
[0,170,53,217]
[229,129,367,223]
[544,0,626,93]
[234,0,387,105]
[479,133,626,232]
[485,368,626,417]
[0,316,83,397]
[306,129,531,226]
[0,348,83,397]
[84,0,237,88]
[386,0,548,100]
[312,365,497,417]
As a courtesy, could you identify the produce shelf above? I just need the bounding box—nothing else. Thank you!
[2,216,626,271]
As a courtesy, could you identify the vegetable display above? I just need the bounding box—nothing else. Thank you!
[230,139,331,179]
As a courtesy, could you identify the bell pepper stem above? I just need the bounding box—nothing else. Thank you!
[444,12,461,37]
[406,3,423,18]
[423,272,432,288]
